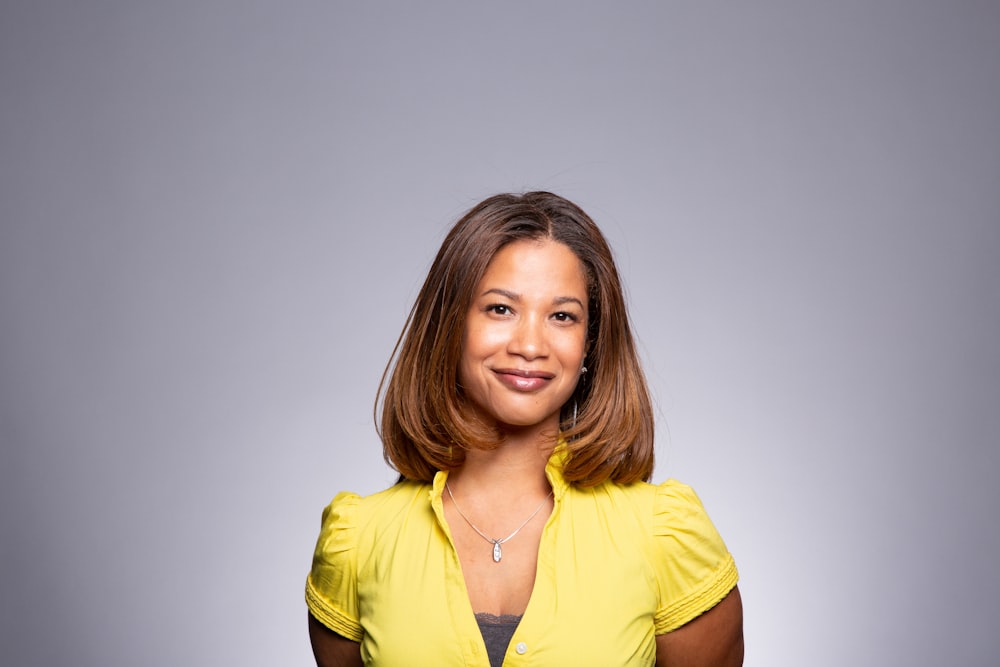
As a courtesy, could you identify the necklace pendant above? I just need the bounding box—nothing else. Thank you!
[492,540,502,563]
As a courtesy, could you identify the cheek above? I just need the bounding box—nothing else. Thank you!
[462,320,503,358]
[458,322,492,380]
[559,330,588,365]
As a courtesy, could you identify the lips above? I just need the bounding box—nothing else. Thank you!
[492,368,555,392]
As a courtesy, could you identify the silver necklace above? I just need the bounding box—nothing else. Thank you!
[445,482,553,563]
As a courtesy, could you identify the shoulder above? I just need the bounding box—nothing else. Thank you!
[580,478,724,534]
[310,491,361,562]
[316,481,430,538]
[561,477,717,519]
[651,479,714,530]
[563,477,700,513]
[305,481,432,641]
[644,479,739,634]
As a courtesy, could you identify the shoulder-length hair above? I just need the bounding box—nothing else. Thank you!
[377,192,654,486]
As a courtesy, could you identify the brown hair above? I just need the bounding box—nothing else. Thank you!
[376,192,654,486]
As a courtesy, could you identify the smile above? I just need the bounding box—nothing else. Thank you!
[492,368,555,392]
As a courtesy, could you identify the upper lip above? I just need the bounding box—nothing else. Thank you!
[492,368,555,379]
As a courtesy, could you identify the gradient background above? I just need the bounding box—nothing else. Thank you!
[2,2,998,665]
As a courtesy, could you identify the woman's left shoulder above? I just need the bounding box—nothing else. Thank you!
[599,479,728,549]
[646,479,739,635]
[651,478,709,512]
[602,478,705,511]
[645,479,724,536]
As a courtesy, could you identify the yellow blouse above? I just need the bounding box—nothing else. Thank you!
[306,450,738,666]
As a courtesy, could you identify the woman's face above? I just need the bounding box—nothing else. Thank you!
[458,239,589,434]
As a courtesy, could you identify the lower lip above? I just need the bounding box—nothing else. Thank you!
[495,373,551,391]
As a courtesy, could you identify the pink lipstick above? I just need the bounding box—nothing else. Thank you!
[492,368,554,392]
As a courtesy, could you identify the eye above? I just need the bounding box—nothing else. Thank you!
[486,304,512,316]
[552,311,579,323]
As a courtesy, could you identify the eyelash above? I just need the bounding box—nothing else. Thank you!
[484,304,579,323]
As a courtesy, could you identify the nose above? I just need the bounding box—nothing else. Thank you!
[509,313,547,360]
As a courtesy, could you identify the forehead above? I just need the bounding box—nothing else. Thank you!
[478,239,588,290]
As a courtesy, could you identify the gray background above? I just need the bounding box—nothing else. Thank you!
[2,2,998,665]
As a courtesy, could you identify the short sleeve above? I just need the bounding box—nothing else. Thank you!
[305,491,364,642]
[651,481,739,634]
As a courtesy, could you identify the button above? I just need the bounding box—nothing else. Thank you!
[515,642,528,654]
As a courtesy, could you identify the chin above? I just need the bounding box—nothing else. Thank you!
[492,413,563,434]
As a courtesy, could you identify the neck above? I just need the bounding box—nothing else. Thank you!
[448,428,556,500]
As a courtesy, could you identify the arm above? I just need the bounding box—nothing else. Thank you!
[308,613,363,667]
[655,586,743,667]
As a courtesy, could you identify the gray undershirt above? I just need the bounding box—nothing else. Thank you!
[474,612,522,667]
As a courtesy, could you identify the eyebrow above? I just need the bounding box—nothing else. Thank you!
[480,288,585,309]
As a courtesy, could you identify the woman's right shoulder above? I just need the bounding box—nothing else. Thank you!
[318,480,429,533]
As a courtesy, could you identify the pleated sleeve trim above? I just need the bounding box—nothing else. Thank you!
[305,491,364,642]
[651,480,739,635]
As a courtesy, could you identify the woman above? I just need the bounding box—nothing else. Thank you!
[306,192,743,666]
